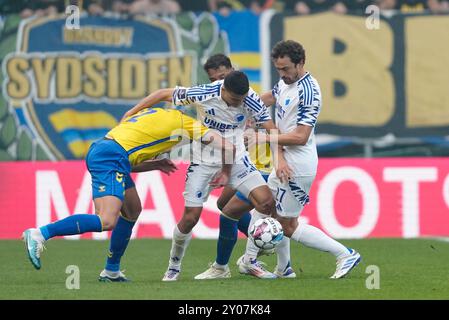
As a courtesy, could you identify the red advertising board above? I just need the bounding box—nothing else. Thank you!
[1,158,448,239]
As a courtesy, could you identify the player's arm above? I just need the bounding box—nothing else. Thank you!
[267,86,319,146]
[267,125,313,146]
[131,158,178,175]
[259,120,293,182]
[121,88,175,121]
[260,90,276,107]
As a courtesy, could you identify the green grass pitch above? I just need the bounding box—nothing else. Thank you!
[1,238,449,299]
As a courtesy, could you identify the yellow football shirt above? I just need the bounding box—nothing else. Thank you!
[107,108,209,166]
[249,141,272,174]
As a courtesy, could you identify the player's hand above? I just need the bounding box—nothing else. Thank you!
[153,158,178,175]
[209,170,230,189]
[244,130,267,149]
[276,158,293,183]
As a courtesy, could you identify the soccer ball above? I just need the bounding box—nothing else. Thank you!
[249,217,284,250]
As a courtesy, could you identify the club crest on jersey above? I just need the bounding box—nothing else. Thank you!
[235,114,245,122]
[285,98,291,106]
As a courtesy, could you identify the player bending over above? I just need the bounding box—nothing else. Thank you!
[22,108,234,281]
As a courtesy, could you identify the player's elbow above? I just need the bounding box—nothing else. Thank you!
[160,88,174,101]
[296,137,308,146]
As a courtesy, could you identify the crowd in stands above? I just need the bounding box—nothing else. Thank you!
[0,0,448,18]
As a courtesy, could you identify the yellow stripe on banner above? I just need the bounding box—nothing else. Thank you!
[229,53,261,70]
[49,109,118,132]
[68,140,95,158]
[251,83,261,94]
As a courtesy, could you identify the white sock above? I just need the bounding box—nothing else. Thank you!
[275,237,291,272]
[244,210,268,263]
[168,225,192,270]
[291,224,350,259]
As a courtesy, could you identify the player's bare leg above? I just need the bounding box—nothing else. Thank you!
[216,186,237,211]
[163,206,202,281]
[93,196,124,230]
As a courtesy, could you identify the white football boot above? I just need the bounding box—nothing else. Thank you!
[98,269,130,282]
[236,255,277,279]
[162,268,181,281]
[274,261,297,278]
[22,228,46,270]
[194,263,231,280]
[330,248,361,279]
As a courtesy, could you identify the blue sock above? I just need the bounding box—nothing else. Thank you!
[105,216,135,272]
[40,214,102,241]
[216,214,238,266]
[237,212,251,237]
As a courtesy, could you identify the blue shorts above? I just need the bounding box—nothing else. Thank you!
[235,172,270,205]
[86,139,135,201]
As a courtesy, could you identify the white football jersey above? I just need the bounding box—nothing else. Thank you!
[272,72,322,176]
[173,80,271,164]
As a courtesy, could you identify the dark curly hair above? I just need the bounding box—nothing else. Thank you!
[271,40,306,65]
[203,54,232,72]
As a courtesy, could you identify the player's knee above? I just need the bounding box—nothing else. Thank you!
[100,216,118,231]
[179,215,198,232]
[180,208,201,231]
[255,198,275,215]
[127,204,142,220]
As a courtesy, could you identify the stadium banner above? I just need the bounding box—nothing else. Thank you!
[0,13,230,161]
[214,10,262,93]
[266,11,449,137]
[1,158,449,240]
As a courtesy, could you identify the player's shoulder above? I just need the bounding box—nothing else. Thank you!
[297,73,320,89]
[246,86,262,101]
[297,73,321,105]
[245,87,266,110]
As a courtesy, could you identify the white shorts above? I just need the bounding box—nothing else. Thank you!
[183,159,267,207]
[267,170,315,218]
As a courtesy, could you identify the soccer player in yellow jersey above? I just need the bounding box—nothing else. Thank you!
[22,108,235,279]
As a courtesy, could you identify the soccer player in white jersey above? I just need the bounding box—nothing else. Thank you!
[239,40,361,279]
[122,71,289,280]
[194,54,295,280]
